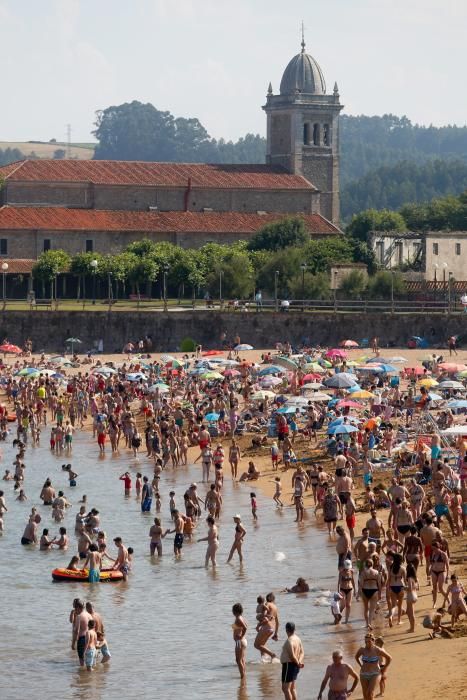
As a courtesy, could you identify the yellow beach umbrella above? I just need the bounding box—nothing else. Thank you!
[351,390,375,399]
[420,377,438,388]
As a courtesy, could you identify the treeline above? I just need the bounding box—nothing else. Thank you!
[346,192,467,241]
[341,159,467,220]
[0,147,24,166]
[32,217,380,300]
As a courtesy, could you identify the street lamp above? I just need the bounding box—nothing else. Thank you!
[390,270,395,313]
[274,270,279,312]
[219,269,224,308]
[448,271,453,313]
[1,262,8,310]
[90,258,98,305]
[333,271,338,312]
[163,263,169,312]
[107,271,113,310]
[300,262,307,310]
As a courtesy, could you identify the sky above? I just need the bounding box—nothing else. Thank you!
[0,0,465,144]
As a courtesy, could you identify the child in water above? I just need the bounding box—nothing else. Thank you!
[250,492,258,520]
[331,592,343,624]
[375,637,388,696]
[270,477,283,507]
[232,603,247,679]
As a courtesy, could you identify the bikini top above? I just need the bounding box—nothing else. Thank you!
[362,654,380,664]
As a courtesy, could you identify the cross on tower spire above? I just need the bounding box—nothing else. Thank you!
[301,20,306,52]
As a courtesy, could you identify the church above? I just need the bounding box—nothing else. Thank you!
[0,38,342,263]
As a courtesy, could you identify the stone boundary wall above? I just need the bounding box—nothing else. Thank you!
[0,311,465,353]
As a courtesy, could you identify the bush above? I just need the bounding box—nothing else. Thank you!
[180,337,197,352]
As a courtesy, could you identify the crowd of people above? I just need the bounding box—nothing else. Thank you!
[0,337,466,698]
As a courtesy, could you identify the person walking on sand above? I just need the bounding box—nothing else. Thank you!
[317,650,359,700]
[280,621,304,700]
[197,516,219,567]
[355,632,391,700]
[227,515,246,563]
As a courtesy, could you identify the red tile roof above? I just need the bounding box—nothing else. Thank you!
[0,258,35,273]
[0,207,340,234]
[0,160,316,190]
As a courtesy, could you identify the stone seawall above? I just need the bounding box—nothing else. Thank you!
[0,311,465,352]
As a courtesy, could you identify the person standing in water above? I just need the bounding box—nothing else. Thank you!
[280,621,304,700]
[197,515,219,567]
[317,650,359,700]
[227,515,246,564]
[231,603,248,679]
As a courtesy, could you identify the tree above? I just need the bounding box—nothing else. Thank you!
[70,252,103,300]
[338,270,368,299]
[304,237,356,273]
[367,271,406,299]
[346,209,406,242]
[288,272,330,299]
[247,217,308,252]
[205,248,254,299]
[32,250,71,298]
[53,149,66,159]
[126,255,159,296]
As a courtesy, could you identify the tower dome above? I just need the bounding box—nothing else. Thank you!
[279,38,326,96]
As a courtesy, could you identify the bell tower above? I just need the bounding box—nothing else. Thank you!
[263,35,343,225]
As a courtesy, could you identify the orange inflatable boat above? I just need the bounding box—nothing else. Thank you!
[52,568,123,582]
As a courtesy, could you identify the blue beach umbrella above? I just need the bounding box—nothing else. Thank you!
[327,424,358,435]
[205,412,220,422]
[447,400,467,409]
[259,366,284,376]
[324,373,358,389]
[276,406,297,414]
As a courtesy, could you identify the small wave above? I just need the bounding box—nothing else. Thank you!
[274,551,286,561]
[314,596,331,607]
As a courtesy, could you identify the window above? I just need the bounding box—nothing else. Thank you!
[394,241,403,265]
[313,123,320,146]
[432,242,439,256]
[323,124,330,145]
[375,241,384,264]
[455,242,461,255]
[303,122,311,145]
[0,239,7,256]
[43,239,51,252]
[86,239,94,253]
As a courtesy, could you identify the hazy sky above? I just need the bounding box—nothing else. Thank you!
[0,0,465,144]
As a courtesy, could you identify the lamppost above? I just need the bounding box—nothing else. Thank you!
[1,262,8,310]
[107,271,113,310]
[390,269,395,314]
[300,262,307,310]
[433,263,438,305]
[163,263,169,312]
[90,258,98,305]
[219,269,223,308]
[54,273,58,310]
[442,262,448,311]
[274,270,279,312]
[448,271,453,313]
[333,271,338,312]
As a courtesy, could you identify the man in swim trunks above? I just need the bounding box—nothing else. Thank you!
[317,650,359,700]
[280,621,304,700]
[336,526,352,571]
[81,543,102,582]
[72,600,92,667]
[365,510,385,552]
[168,510,186,557]
[420,516,442,581]
[112,537,130,580]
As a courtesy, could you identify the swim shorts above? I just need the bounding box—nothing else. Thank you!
[77,636,86,660]
[424,544,432,558]
[346,514,356,530]
[434,504,449,518]
[174,533,184,550]
[100,643,111,659]
[328,691,348,700]
[281,662,300,684]
[85,648,96,667]
[88,569,100,583]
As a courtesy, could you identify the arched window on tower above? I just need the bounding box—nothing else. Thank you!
[313,123,320,146]
[303,122,311,145]
[323,124,331,146]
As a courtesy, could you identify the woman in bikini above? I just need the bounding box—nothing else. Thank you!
[355,632,392,700]
[360,559,381,628]
[197,516,219,568]
[338,559,356,623]
[253,599,276,661]
[394,500,413,543]
[227,515,246,564]
[228,438,241,480]
[231,603,248,679]
[387,553,407,626]
[445,574,467,626]
[430,540,449,607]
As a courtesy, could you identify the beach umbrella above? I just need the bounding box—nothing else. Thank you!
[202,350,224,356]
[303,362,325,373]
[260,376,282,387]
[0,343,22,354]
[251,390,275,400]
[285,397,309,406]
[347,384,362,393]
[209,358,239,366]
[366,363,398,374]
[276,406,297,414]
[325,348,347,359]
[148,383,169,393]
[406,366,430,376]
[350,389,375,399]
[339,340,359,348]
[364,418,379,429]
[327,423,358,435]
[273,356,298,370]
[420,377,439,388]
[65,337,82,353]
[301,382,324,390]
[415,392,443,401]
[456,370,467,378]
[259,366,284,376]
[16,367,40,376]
[127,372,147,381]
[336,400,364,409]
[329,416,360,427]
[223,369,241,377]
[205,412,220,422]
[441,425,467,435]
[386,356,408,363]
[438,380,464,389]
[438,363,467,373]
[307,391,332,402]
[324,373,357,389]
[235,344,254,351]
[318,358,333,368]
[190,367,207,375]
[201,371,224,380]
[165,358,183,368]
[92,366,117,376]
[447,400,467,409]
[160,354,176,363]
